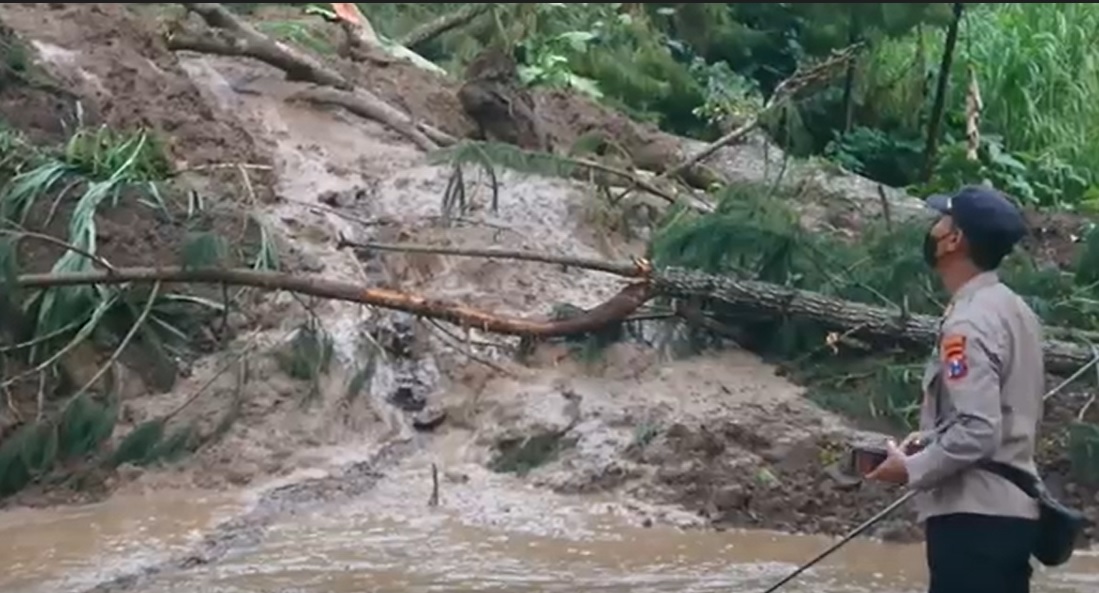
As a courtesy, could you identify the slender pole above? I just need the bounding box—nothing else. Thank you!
[760,490,917,593]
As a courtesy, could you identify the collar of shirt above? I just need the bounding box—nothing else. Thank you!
[947,270,999,309]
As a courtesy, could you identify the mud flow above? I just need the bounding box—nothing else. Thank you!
[2,456,1097,593]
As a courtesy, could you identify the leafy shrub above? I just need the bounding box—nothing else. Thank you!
[824,126,924,187]
[918,136,1095,209]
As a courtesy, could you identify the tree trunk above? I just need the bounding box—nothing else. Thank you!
[653,268,1092,375]
[10,262,1095,375]
[841,4,860,133]
[921,2,964,181]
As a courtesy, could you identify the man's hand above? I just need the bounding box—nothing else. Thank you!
[900,431,927,455]
[865,439,910,484]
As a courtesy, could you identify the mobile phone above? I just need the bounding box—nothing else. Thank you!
[850,445,889,475]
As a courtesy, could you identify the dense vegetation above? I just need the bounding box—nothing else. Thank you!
[323,2,1099,211]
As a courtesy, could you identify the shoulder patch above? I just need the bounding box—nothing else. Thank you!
[940,334,968,380]
[941,334,966,359]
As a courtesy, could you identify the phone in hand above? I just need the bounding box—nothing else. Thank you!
[850,445,889,475]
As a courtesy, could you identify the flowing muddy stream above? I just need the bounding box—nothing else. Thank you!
[3,453,1097,593]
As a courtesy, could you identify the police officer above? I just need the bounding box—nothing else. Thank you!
[866,185,1044,593]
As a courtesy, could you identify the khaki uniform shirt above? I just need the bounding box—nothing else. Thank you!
[905,271,1044,522]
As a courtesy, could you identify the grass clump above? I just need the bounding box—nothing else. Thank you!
[0,118,266,499]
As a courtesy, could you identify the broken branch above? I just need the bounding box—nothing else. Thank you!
[15,266,653,337]
[170,2,452,151]
[399,4,494,49]
[662,42,864,181]
[176,3,350,88]
[7,248,1094,374]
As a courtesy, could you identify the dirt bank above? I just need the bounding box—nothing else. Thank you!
[0,7,1095,582]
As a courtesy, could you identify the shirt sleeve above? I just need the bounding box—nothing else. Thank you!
[904,316,1004,490]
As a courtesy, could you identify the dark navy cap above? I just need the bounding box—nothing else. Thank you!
[925,185,1028,248]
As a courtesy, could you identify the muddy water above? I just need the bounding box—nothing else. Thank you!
[0,492,244,593]
[3,462,1097,593]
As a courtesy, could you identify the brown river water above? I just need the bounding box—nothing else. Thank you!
[2,457,1097,593]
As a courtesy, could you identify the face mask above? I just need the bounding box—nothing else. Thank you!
[922,226,941,267]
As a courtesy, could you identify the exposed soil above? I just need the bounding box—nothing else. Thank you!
[0,7,1095,591]
[1022,208,1095,269]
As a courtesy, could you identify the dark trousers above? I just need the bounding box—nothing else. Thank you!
[926,513,1039,593]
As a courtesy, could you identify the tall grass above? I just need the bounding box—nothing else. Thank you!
[960,3,1099,171]
[862,4,1099,178]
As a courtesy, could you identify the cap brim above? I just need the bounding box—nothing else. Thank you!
[925,194,952,213]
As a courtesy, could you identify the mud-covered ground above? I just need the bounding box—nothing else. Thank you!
[0,4,1095,571]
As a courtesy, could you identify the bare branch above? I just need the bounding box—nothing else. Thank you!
[399,4,494,49]
[335,238,649,278]
[663,42,864,180]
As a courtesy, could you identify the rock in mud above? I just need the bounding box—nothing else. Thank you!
[412,404,447,431]
[478,383,584,475]
[478,383,583,444]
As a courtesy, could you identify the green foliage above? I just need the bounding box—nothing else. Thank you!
[651,182,1099,430]
[182,231,231,270]
[251,3,1099,210]
[0,121,256,500]
[489,433,570,477]
[825,126,924,187]
[960,4,1099,177]
[109,419,165,468]
[0,125,174,352]
[274,319,334,404]
[517,30,604,99]
[688,58,765,131]
[917,136,1092,209]
[0,394,117,496]
[848,3,1099,208]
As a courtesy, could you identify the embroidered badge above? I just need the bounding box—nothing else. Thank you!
[940,334,968,380]
[946,355,968,379]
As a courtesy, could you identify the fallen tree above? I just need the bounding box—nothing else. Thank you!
[10,254,1096,375]
[166,2,452,150]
